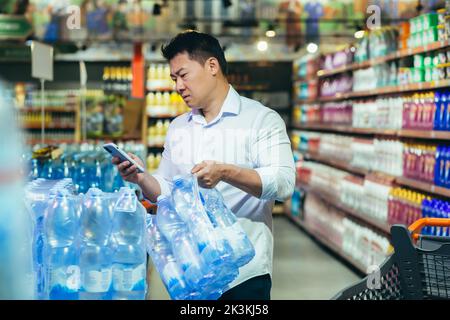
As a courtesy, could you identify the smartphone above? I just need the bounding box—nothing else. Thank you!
[103,143,145,173]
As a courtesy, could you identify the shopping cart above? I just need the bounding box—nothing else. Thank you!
[333,218,450,300]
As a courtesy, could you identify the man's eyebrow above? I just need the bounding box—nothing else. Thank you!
[170,67,186,78]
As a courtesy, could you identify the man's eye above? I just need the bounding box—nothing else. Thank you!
[181,73,187,78]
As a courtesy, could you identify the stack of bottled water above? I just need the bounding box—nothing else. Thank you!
[25,179,147,300]
[25,178,76,300]
[24,142,146,193]
[146,174,255,300]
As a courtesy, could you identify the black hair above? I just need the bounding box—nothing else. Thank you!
[161,30,228,75]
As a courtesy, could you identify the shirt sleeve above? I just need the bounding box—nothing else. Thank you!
[251,110,296,201]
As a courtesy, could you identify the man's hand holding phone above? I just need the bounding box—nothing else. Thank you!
[112,153,146,185]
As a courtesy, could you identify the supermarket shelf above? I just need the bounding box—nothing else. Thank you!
[26,139,76,145]
[300,151,450,199]
[317,40,450,78]
[300,185,391,235]
[319,79,450,102]
[19,107,77,113]
[294,98,319,105]
[292,123,397,136]
[293,123,450,141]
[22,124,76,130]
[285,212,367,274]
[146,87,175,92]
[398,129,450,140]
[147,114,180,119]
[317,61,371,77]
[90,135,142,142]
[396,177,450,198]
[148,144,164,148]
[302,152,368,176]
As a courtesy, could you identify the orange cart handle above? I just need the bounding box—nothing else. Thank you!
[408,218,450,240]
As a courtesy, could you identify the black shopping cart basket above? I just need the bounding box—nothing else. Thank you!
[333,218,450,300]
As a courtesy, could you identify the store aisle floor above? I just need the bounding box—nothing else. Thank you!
[271,216,360,300]
[147,216,361,300]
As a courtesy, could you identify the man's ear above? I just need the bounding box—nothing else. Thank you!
[207,57,220,76]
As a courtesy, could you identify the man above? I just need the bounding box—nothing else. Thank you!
[113,31,295,300]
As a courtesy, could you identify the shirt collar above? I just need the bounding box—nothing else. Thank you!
[188,85,241,126]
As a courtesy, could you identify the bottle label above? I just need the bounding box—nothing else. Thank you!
[113,263,146,291]
[83,268,112,293]
[48,265,80,292]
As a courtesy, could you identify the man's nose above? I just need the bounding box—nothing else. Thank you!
[176,78,185,93]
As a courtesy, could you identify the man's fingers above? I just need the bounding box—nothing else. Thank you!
[118,161,131,172]
[195,167,208,178]
[112,157,121,165]
[123,165,137,176]
[191,163,205,174]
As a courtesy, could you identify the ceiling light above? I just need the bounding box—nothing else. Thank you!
[306,43,318,54]
[257,40,268,52]
[266,24,276,38]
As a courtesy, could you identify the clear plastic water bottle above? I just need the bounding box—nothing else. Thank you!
[79,188,113,300]
[145,214,198,300]
[197,191,238,288]
[26,185,55,300]
[73,154,89,194]
[200,188,255,267]
[111,187,147,300]
[44,189,80,300]
[171,175,225,269]
[156,195,212,289]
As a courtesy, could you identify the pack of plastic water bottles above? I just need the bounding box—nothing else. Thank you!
[25,178,147,300]
[146,174,255,300]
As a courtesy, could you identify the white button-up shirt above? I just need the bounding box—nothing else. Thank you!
[152,85,295,290]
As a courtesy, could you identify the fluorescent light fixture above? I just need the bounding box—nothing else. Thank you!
[257,40,268,52]
[307,42,318,54]
[266,30,276,38]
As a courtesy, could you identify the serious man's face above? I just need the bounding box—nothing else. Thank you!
[169,52,214,109]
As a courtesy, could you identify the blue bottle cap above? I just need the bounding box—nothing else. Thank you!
[86,188,102,197]
[435,91,441,102]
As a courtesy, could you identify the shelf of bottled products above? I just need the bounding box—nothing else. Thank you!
[298,183,391,235]
[317,40,450,78]
[26,139,77,145]
[319,79,450,102]
[284,211,367,274]
[18,107,77,113]
[288,10,450,275]
[292,123,450,141]
[300,151,450,199]
[22,124,76,130]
